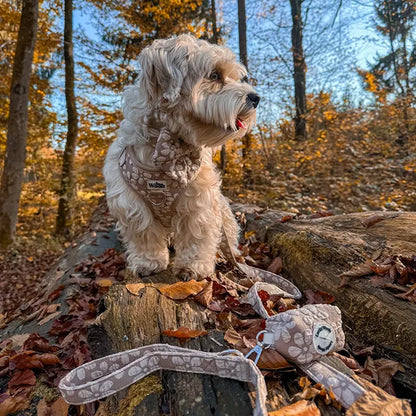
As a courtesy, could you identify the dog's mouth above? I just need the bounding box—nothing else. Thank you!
[235,118,247,130]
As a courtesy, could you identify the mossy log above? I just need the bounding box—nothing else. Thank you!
[233,204,416,405]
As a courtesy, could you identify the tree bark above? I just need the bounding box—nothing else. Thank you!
[290,0,308,141]
[210,0,227,174]
[56,0,79,236]
[0,0,39,248]
[237,0,252,185]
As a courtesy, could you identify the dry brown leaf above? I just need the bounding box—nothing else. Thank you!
[347,375,412,416]
[96,279,113,287]
[278,298,298,311]
[341,259,375,278]
[158,279,209,300]
[38,311,61,326]
[370,274,394,288]
[239,278,255,289]
[268,257,283,274]
[241,347,290,370]
[268,400,321,416]
[0,395,30,416]
[5,334,31,349]
[126,283,147,295]
[224,327,244,347]
[364,356,405,389]
[394,283,416,304]
[304,290,335,304]
[162,327,207,339]
[362,214,385,228]
[194,281,213,307]
[332,352,361,370]
[280,215,294,224]
[8,369,36,389]
[50,397,70,415]
[339,259,375,287]
[36,398,50,416]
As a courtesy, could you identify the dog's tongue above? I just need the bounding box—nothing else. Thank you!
[236,118,246,130]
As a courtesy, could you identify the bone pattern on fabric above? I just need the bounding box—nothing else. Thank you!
[119,128,202,228]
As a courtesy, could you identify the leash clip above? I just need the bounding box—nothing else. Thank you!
[245,330,271,365]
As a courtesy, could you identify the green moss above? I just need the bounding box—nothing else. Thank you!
[273,231,347,267]
[114,374,163,416]
[29,380,60,402]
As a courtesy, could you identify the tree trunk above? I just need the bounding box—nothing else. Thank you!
[290,0,308,141]
[237,0,252,185]
[211,0,219,45]
[56,0,79,236]
[210,0,227,174]
[0,0,39,248]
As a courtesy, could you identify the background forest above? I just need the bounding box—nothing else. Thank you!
[0,0,416,311]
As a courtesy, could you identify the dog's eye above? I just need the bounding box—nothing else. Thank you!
[241,75,249,83]
[209,69,220,81]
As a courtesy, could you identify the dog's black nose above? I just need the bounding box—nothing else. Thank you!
[247,93,260,108]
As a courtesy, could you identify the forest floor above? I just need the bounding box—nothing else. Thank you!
[1,140,415,327]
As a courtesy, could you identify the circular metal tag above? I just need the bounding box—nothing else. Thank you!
[313,323,336,355]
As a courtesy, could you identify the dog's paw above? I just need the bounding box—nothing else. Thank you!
[130,259,168,277]
[174,259,215,281]
[175,267,199,281]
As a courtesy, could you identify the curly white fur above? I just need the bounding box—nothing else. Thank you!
[103,35,259,279]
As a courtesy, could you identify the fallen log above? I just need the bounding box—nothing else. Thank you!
[1,203,414,415]
[234,204,416,408]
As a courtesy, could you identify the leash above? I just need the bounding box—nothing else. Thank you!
[59,344,267,415]
[58,228,410,414]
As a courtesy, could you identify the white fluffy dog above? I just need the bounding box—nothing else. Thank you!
[104,35,259,280]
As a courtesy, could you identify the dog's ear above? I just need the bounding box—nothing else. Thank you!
[138,39,189,107]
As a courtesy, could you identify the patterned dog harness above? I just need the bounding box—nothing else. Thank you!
[119,128,202,228]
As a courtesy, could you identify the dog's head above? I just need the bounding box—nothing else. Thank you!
[137,35,259,147]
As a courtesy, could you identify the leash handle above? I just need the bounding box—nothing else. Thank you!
[59,344,268,416]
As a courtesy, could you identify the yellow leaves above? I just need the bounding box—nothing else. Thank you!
[358,69,387,103]
[323,110,337,121]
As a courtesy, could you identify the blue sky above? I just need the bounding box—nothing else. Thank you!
[64,0,389,127]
